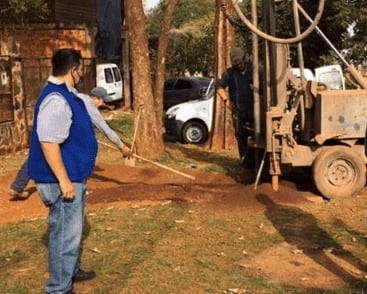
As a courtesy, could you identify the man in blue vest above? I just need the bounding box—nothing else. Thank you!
[9,86,130,200]
[28,48,98,294]
[217,47,254,168]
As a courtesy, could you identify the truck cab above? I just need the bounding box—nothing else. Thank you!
[315,65,345,90]
[292,65,345,90]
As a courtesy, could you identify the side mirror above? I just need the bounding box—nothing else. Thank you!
[199,87,208,96]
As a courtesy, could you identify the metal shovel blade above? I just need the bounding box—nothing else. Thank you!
[124,155,136,167]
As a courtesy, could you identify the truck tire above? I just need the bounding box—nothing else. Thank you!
[181,121,208,144]
[312,146,366,199]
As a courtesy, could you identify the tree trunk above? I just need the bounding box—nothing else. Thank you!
[209,0,235,150]
[124,0,165,158]
[153,0,178,131]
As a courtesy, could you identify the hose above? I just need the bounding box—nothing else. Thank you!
[230,0,325,44]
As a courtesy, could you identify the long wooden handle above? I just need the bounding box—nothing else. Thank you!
[130,106,142,153]
[97,140,196,181]
[133,153,196,180]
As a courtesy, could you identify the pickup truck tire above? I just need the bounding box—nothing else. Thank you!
[181,121,208,144]
[312,146,366,199]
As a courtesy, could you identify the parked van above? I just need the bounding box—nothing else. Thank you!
[96,63,123,103]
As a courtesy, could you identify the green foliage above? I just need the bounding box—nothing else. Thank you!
[147,0,216,77]
[0,0,50,25]
[148,0,367,75]
[165,14,215,76]
[343,1,367,66]
[265,0,367,69]
[266,1,349,68]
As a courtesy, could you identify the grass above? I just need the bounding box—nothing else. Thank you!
[0,206,302,293]
[95,111,240,174]
[1,203,365,293]
[1,112,367,293]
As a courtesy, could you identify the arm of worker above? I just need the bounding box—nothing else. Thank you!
[217,87,229,103]
[79,94,131,156]
[40,142,75,200]
[216,86,232,109]
[37,93,75,199]
[216,74,232,108]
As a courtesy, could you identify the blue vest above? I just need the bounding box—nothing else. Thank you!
[28,82,98,182]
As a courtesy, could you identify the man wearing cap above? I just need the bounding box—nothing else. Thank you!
[216,46,254,168]
[77,86,130,155]
[8,87,130,200]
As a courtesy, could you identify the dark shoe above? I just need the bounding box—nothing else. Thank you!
[72,269,96,283]
[9,188,29,199]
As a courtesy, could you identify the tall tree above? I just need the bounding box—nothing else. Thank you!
[124,0,165,158]
[153,0,178,132]
[209,0,235,150]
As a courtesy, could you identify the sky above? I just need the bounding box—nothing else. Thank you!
[145,0,160,10]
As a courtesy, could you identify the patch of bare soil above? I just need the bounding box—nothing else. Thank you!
[241,242,364,289]
[1,162,367,291]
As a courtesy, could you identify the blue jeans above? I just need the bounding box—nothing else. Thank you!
[10,160,30,193]
[37,181,87,294]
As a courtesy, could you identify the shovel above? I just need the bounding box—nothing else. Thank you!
[124,104,143,166]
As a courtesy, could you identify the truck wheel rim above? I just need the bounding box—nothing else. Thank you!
[326,159,355,187]
[187,127,202,142]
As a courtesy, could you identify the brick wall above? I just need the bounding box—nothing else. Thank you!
[0,57,27,155]
[8,24,96,58]
[0,24,97,155]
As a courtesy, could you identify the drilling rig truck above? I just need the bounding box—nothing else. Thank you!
[229,0,367,199]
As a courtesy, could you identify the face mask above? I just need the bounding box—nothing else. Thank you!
[72,68,83,90]
[75,77,83,90]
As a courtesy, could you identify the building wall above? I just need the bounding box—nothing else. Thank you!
[0,24,97,156]
[0,57,27,155]
[2,24,96,58]
[0,0,101,155]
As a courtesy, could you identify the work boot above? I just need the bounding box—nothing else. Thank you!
[72,269,96,283]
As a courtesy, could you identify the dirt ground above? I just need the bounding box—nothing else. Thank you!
[1,162,367,291]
